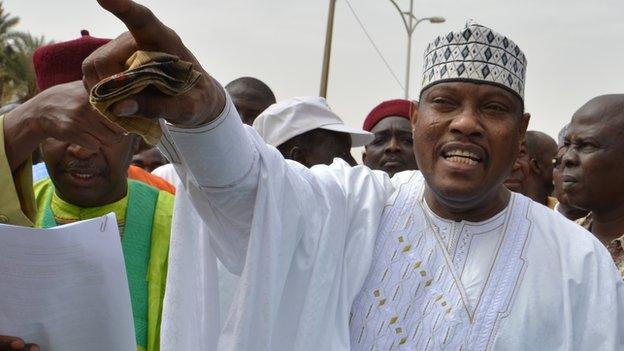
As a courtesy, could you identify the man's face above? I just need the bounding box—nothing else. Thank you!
[232,96,273,126]
[414,81,528,207]
[307,129,356,167]
[504,141,530,195]
[363,116,417,177]
[132,147,168,173]
[561,109,624,213]
[42,113,137,208]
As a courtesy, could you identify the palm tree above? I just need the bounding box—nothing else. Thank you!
[0,2,22,45]
[4,33,48,102]
[0,1,50,104]
[0,1,22,103]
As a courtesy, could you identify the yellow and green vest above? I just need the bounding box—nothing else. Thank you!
[33,178,173,351]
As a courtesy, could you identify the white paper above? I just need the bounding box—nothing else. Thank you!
[0,213,137,351]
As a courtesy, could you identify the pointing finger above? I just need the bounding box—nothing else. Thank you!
[96,0,176,51]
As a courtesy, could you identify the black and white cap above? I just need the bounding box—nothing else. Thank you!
[421,20,527,100]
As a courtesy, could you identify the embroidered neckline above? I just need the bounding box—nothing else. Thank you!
[421,190,510,227]
[420,187,512,316]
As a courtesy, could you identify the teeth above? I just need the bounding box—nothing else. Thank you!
[446,149,478,158]
[446,156,478,165]
[444,149,479,165]
[72,173,95,179]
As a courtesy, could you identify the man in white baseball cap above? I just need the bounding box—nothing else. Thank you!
[253,96,372,167]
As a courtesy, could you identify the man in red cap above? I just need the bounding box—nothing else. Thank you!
[30,29,175,194]
[0,31,172,351]
[362,99,418,177]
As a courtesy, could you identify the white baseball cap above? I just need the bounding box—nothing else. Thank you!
[253,96,373,148]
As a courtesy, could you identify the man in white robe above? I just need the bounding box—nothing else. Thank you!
[86,2,623,350]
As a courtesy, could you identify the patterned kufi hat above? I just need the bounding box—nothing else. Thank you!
[420,21,527,100]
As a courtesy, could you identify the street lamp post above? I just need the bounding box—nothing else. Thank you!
[388,0,444,99]
[320,0,337,98]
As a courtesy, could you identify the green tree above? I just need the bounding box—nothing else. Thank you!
[0,1,22,103]
[4,33,48,102]
[0,1,50,104]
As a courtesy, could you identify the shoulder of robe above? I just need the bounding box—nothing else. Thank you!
[311,159,398,197]
[390,170,422,187]
[526,197,612,266]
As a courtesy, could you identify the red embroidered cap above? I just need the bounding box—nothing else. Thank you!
[362,99,415,132]
[33,30,111,91]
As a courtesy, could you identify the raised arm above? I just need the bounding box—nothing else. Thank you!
[84,0,396,271]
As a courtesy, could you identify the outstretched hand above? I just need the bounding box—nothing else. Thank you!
[83,0,226,127]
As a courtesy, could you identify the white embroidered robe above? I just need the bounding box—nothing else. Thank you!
[158,94,624,350]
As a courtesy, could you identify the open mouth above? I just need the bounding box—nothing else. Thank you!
[442,149,482,166]
[65,169,103,184]
[70,172,96,180]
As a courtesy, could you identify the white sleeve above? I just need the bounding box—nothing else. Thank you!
[158,93,260,273]
[158,93,394,274]
[157,93,398,350]
[159,93,257,188]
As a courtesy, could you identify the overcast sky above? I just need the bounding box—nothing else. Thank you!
[6,0,624,142]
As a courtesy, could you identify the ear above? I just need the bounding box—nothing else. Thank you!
[410,101,419,129]
[362,149,367,163]
[518,112,530,144]
[529,158,542,175]
[514,112,530,157]
[289,146,309,167]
